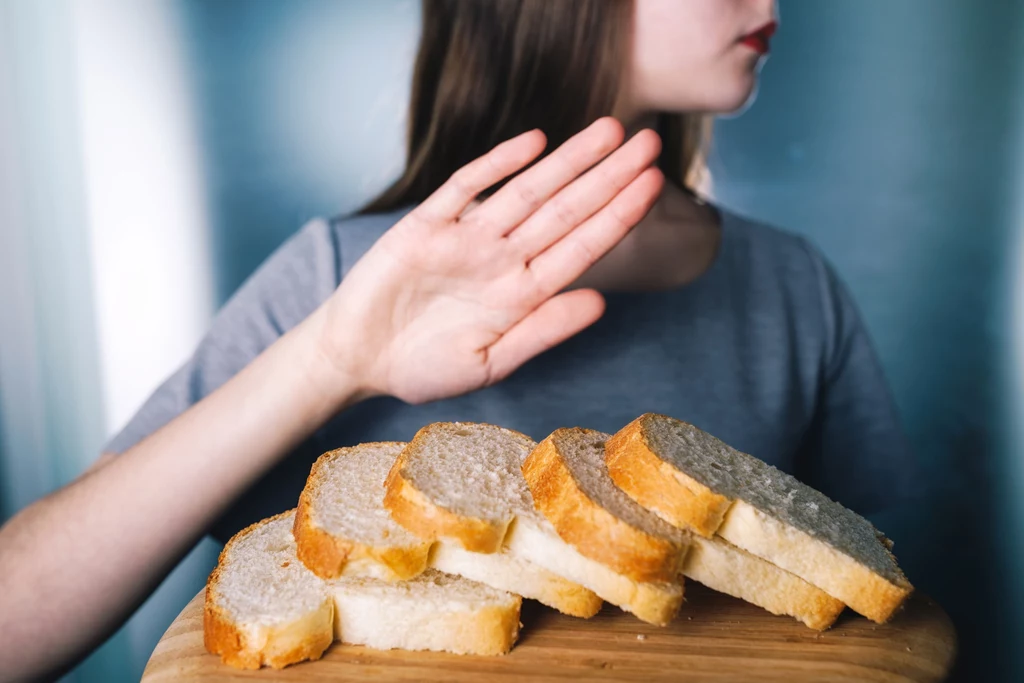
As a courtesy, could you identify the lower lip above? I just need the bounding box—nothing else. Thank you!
[740,34,770,55]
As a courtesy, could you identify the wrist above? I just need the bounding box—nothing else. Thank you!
[292,305,379,414]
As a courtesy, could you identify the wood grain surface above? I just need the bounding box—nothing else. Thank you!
[142,583,956,682]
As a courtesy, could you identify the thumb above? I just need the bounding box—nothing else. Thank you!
[484,288,606,385]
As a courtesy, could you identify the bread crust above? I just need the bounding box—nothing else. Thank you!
[294,446,432,580]
[720,502,913,624]
[204,512,334,669]
[684,536,846,631]
[383,427,510,553]
[521,428,688,584]
[605,415,732,537]
[611,414,913,624]
[429,541,603,618]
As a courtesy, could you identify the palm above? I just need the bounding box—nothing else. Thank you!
[323,118,664,405]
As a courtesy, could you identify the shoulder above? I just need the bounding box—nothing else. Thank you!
[718,206,830,281]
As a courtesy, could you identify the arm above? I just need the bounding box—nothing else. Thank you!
[0,306,357,682]
[0,117,663,681]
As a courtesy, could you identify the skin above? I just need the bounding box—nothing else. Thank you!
[0,1,775,679]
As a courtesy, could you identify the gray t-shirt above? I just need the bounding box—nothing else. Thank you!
[105,205,920,542]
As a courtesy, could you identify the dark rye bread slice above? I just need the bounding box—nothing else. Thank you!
[606,413,913,623]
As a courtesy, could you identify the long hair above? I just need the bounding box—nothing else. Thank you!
[361,0,709,214]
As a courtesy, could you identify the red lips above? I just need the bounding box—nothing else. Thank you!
[740,21,777,55]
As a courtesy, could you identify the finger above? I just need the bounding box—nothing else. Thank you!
[507,129,662,261]
[485,289,606,384]
[469,117,624,234]
[415,129,547,223]
[528,166,664,293]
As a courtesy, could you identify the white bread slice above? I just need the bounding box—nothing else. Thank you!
[204,511,334,669]
[384,422,538,553]
[522,427,690,583]
[518,428,688,626]
[331,569,522,656]
[684,535,845,630]
[300,435,599,617]
[294,443,431,581]
[383,422,605,619]
[428,541,603,619]
[606,413,913,623]
[505,516,684,626]
[205,511,522,666]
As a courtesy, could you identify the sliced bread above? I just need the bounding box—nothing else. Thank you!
[384,422,537,553]
[294,443,431,581]
[205,511,523,666]
[522,427,690,583]
[428,541,603,619]
[684,535,845,630]
[299,432,598,617]
[384,422,633,620]
[606,413,913,623]
[505,515,684,626]
[204,511,334,669]
[331,569,522,656]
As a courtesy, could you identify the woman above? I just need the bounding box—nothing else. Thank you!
[0,0,919,679]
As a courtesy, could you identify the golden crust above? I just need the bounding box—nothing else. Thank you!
[293,447,432,580]
[383,427,510,553]
[521,429,687,584]
[203,512,333,669]
[455,599,523,656]
[605,415,732,537]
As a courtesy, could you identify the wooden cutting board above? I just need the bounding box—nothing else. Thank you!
[141,583,955,682]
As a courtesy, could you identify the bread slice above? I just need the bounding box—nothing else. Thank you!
[205,511,523,666]
[331,568,522,655]
[606,413,913,623]
[204,511,334,669]
[522,427,690,583]
[685,535,845,630]
[298,433,598,617]
[505,515,684,626]
[384,422,538,554]
[383,422,607,619]
[428,541,603,619]
[294,443,431,581]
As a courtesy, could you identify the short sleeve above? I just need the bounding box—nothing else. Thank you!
[793,243,925,515]
[102,218,342,455]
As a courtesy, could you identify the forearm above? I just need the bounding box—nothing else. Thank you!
[0,305,363,681]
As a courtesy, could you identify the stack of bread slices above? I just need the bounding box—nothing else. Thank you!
[204,414,913,670]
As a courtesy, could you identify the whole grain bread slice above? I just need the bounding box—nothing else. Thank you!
[606,413,913,623]
[294,443,432,581]
[204,511,335,669]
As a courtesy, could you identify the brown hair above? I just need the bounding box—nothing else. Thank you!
[361,0,709,214]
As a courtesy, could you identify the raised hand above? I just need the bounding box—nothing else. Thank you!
[320,117,663,405]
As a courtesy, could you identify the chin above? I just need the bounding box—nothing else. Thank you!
[707,75,760,115]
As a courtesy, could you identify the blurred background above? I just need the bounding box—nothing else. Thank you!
[0,0,1021,680]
